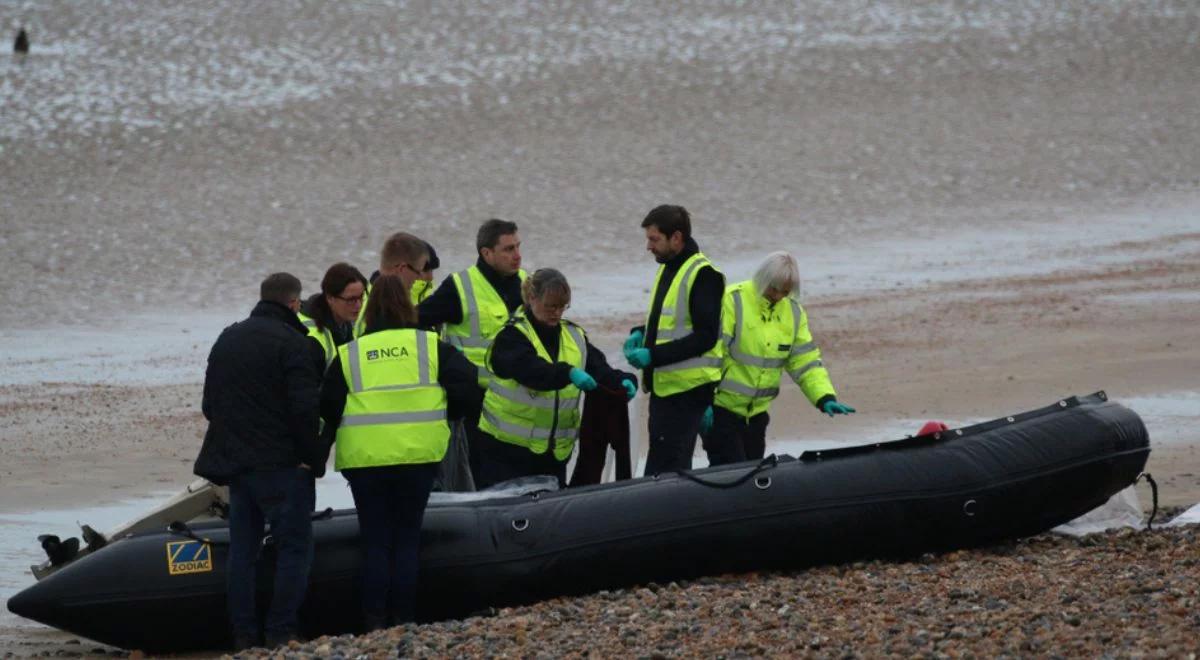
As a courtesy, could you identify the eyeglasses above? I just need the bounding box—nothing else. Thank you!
[540,302,570,313]
[334,294,364,304]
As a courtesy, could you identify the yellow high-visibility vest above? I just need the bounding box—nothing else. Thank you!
[714,280,835,420]
[478,311,587,461]
[334,329,450,470]
[297,311,335,369]
[644,253,723,396]
[442,266,526,388]
[352,282,370,340]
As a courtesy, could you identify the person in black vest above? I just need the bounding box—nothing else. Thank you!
[194,272,324,651]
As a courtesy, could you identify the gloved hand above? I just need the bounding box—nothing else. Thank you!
[626,348,651,369]
[621,378,637,401]
[821,400,856,417]
[700,406,714,435]
[569,367,597,391]
[622,329,644,357]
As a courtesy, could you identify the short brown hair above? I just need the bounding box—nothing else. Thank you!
[641,205,691,241]
[476,218,518,254]
[380,232,429,271]
[361,275,417,333]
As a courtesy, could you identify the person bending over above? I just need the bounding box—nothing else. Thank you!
[476,268,636,488]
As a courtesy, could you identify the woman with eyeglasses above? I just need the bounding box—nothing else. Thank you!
[298,262,368,368]
[475,268,638,489]
[319,275,479,631]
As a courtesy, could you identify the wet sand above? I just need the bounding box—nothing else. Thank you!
[2,1,1199,655]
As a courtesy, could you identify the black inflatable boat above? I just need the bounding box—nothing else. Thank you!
[7,392,1150,651]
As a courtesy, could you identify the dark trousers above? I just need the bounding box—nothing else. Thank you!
[473,430,567,490]
[344,463,438,628]
[702,406,771,466]
[227,467,315,645]
[570,388,633,487]
[433,419,476,493]
[644,385,714,475]
[464,405,487,487]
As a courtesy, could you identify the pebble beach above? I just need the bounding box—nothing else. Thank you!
[234,525,1199,659]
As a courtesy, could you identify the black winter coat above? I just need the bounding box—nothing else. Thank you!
[489,306,637,395]
[194,300,325,484]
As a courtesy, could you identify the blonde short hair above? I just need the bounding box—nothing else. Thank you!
[521,268,571,306]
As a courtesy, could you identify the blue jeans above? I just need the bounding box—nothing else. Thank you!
[227,467,315,643]
[345,463,437,626]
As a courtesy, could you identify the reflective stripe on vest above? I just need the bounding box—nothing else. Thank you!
[411,279,433,307]
[298,312,336,369]
[442,267,525,387]
[715,281,834,419]
[478,313,587,461]
[352,282,371,339]
[645,253,723,396]
[334,329,449,470]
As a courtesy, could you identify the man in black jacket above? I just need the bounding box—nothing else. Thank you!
[194,272,324,650]
[624,205,725,474]
[417,219,525,482]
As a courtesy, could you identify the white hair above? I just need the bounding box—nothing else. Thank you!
[752,251,801,300]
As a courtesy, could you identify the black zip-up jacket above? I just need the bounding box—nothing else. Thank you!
[416,257,524,329]
[195,300,325,484]
[318,328,481,456]
[489,306,636,394]
[486,307,637,442]
[635,237,725,395]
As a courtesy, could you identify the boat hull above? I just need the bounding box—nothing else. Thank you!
[7,392,1149,651]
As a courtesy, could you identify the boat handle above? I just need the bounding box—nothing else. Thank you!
[511,519,530,532]
[754,476,772,490]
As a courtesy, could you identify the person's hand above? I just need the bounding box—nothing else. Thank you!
[821,400,856,417]
[700,406,714,435]
[621,378,637,401]
[622,329,644,358]
[626,348,651,369]
[569,367,597,391]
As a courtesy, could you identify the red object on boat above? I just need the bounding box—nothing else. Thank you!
[917,420,950,437]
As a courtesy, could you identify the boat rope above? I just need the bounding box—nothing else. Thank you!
[1135,472,1158,531]
[674,454,779,489]
[167,521,222,545]
[166,507,333,545]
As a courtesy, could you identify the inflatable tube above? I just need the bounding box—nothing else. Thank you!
[7,392,1149,651]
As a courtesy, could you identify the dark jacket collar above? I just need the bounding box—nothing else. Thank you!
[475,256,520,287]
[662,237,701,270]
[251,300,307,334]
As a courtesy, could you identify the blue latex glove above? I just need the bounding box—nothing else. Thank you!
[622,329,644,358]
[626,348,651,369]
[700,406,714,435]
[821,400,856,417]
[568,367,597,391]
[621,378,637,401]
